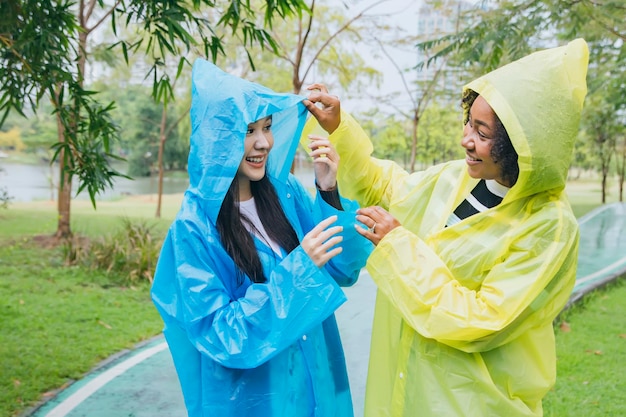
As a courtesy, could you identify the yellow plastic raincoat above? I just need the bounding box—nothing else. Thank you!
[323,39,589,416]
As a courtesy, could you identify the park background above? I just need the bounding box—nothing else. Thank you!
[1,0,625,416]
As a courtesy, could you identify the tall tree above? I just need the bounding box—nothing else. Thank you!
[221,0,386,95]
[270,0,387,94]
[582,96,618,203]
[0,0,309,239]
[370,0,470,172]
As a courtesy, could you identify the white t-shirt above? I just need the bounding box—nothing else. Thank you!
[238,197,282,255]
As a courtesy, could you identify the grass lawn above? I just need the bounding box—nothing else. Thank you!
[0,194,178,417]
[544,279,626,417]
[0,177,624,417]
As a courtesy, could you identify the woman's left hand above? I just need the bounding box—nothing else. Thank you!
[356,206,401,246]
[309,137,338,191]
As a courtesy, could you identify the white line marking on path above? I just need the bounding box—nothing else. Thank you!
[575,256,626,287]
[44,342,168,417]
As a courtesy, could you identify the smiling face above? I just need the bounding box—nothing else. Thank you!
[461,96,509,186]
[237,116,274,200]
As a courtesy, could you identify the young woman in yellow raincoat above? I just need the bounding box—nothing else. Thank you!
[303,38,589,416]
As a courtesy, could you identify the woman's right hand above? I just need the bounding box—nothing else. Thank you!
[301,215,343,268]
[303,84,341,134]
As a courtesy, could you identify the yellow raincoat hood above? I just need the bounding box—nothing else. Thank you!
[322,39,589,417]
[464,38,588,201]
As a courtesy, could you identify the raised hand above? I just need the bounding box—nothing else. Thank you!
[301,215,343,267]
[303,83,341,134]
[308,136,338,191]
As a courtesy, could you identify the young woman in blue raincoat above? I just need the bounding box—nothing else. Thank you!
[303,39,589,416]
[151,60,371,417]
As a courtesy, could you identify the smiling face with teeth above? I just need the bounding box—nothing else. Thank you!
[237,116,274,200]
[461,96,510,187]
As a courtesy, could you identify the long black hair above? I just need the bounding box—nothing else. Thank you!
[462,90,519,187]
[217,174,299,285]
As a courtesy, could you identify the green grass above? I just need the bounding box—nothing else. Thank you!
[0,196,177,417]
[545,279,626,416]
[0,178,624,416]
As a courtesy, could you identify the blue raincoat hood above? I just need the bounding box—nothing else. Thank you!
[188,59,308,222]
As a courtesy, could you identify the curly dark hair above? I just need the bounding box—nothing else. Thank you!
[462,90,519,187]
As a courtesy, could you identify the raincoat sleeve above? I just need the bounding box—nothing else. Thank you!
[286,174,373,287]
[366,204,579,352]
[152,206,348,370]
[315,188,374,286]
[320,112,411,210]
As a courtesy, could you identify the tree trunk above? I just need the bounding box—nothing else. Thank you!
[618,140,625,202]
[156,105,168,218]
[54,99,73,239]
[54,18,88,238]
[409,113,419,173]
[601,169,607,204]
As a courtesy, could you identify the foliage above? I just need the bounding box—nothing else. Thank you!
[65,218,162,285]
[0,0,126,209]
[51,88,128,207]
[0,0,312,237]
[357,110,410,164]
[580,95,622,202]
[223,0,383,95]
[356,103,463,171]
[65,82,190,178]
[0,127,25,151]
[0,187,10,209]
[416,103,464,166]
[2,101,58,156]
[0,165,11,208]
[0,0,77,124]
[113,0,310,102]
[416,0,624,73]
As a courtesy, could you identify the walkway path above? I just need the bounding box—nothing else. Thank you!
[26,203,626,417]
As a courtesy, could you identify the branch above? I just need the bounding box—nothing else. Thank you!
[85,0,124,34]
[375,37,417,109]
[295,0,316,70]
[166,106,190,137]
[301,0,390,82]
[84,0,97,26]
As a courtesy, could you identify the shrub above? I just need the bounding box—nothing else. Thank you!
[65,217,162,284]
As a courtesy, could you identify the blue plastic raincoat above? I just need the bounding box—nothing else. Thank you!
[151,59,371,417]
[321,39,589,416]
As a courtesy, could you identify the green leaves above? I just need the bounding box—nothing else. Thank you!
[0,0,78,125]
[49,82,126,207]
[1,0,310,232]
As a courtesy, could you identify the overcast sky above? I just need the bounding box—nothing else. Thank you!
[339,0,423,113]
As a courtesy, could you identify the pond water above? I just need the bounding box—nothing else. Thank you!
[0,158,316,202]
